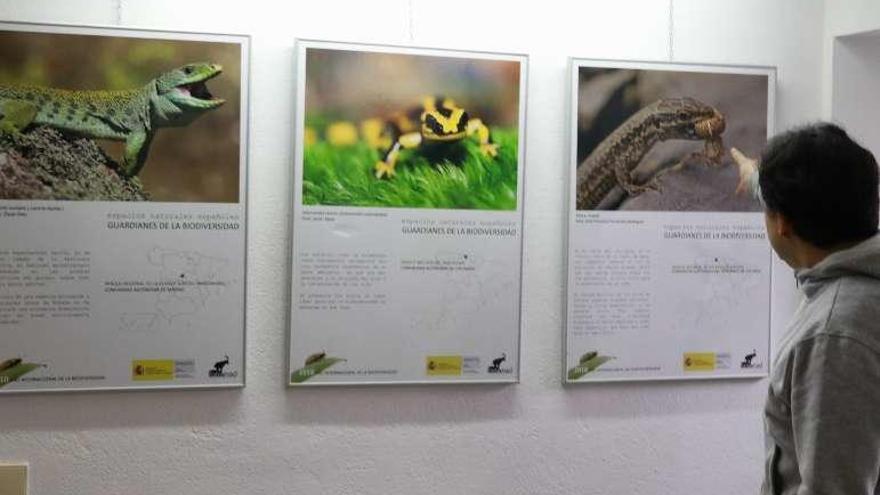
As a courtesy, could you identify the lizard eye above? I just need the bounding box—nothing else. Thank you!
[183,66,194,75]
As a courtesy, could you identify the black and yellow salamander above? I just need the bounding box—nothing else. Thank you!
[365,96,499,178]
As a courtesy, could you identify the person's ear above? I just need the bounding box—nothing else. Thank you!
[773,211,795,239]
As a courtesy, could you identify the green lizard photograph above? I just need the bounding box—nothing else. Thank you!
[302,48,522,210]
[0,30,243,202]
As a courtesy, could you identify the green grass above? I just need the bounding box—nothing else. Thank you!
[303,128,519,210]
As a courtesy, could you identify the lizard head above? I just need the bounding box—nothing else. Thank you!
[649,97,725,141]
[151,62,225,126]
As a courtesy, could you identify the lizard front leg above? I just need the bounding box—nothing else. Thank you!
[120,129,154,177]
[0,100,38,135]
[600,170,664,210]
[615,162,662,196]
[375,132,421,179]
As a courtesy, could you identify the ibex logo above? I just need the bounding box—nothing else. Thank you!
[741,349,763,369]
[487,352,512,374]
[208,354,238,378]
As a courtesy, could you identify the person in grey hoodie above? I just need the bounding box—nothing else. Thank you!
[747,123,880,494]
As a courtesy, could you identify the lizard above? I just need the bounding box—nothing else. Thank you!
[575,97,726,210]
[0,62,225,177]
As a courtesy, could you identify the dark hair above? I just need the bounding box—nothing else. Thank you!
[759,123,879,248]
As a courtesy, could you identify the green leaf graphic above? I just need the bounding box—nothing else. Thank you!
[567,355,613,381]
[290,357,345,384]
[0,363,41,389]
[579,351,598,364]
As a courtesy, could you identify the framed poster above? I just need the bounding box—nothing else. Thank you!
[0,22,249,392]
[289,40,527,385]
[564,59,775,383]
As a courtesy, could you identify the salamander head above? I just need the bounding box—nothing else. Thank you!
[421,96,469,142]
[151,62,225,127]
[649,97,725,141]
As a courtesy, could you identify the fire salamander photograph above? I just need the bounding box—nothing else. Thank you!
[0,30,243,202]
[301,47,522,210]
[574,65,770,211]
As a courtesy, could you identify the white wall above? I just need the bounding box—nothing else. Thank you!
[0,1,826,494]
[833,32,880,155]
[822,0,880,119]
[825,0,880,157]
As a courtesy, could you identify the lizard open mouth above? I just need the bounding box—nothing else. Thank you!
[179,80,217,101]
[190,81,214,100]
[171,64,225,107]
[172,70,225,109]
[157,63,226,118]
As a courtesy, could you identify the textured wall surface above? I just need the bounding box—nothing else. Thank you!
[0,1,840,493]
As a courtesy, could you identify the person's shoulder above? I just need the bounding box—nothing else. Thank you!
[821,275,880,354]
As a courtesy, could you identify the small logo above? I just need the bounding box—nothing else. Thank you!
[567,350,614,380]
[683,352,716,371]
[208,354,238,378]
[132,360,175,381]
[741,349,763,369]
[0,357,49,388]
[487,352,513,374]
[175,359,195,379]
[426,355,462,376]
[462,356,481,374]
[305,351,326,365]
[290,351,344,383]
[0,357,23,373]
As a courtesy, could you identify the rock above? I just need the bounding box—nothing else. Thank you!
[0,126,149,201]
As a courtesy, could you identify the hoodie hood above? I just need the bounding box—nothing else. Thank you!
[796,233,880,298]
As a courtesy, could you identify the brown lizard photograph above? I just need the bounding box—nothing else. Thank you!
[574,66,769,211]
